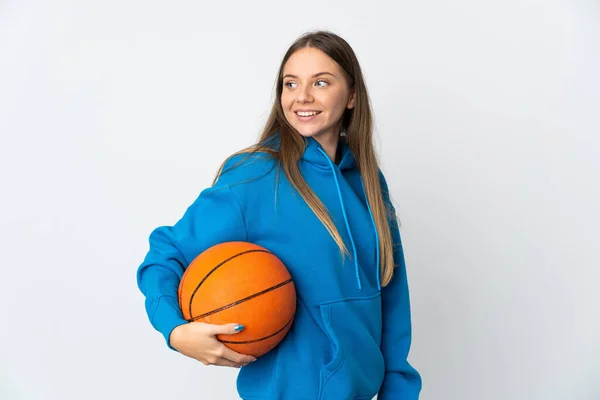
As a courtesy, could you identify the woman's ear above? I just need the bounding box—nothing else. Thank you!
[347,89,356,109]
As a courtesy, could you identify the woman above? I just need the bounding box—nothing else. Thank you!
[136,30,422,399]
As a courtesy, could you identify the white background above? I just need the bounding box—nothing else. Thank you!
[1,0,599,399]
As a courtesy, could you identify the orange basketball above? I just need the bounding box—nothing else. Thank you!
[178,241,296,357]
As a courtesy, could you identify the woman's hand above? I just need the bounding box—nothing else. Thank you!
[169,322,257,368]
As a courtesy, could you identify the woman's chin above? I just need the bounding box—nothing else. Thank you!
[293,126,322,138]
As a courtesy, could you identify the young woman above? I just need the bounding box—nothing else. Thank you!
[136,30,422,399]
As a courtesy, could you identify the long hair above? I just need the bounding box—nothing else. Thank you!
[213,30,398,287]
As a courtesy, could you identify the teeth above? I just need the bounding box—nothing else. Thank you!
[297,111,319,116]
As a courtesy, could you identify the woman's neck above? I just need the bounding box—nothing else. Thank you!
[312,132,340,164]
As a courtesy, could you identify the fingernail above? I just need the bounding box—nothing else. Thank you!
[234,324,244,332]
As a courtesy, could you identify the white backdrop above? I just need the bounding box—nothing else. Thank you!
[1,1,599,399]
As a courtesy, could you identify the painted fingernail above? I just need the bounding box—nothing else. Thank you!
[234,324,244,332]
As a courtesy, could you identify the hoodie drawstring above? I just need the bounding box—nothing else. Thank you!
[316,147,381,291]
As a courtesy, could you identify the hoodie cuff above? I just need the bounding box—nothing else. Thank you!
[151,296,188,351]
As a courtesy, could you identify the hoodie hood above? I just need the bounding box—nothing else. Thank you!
[261,130,356,171]
[301,134,357,171]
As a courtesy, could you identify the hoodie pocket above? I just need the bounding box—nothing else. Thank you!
[318,293,385,400]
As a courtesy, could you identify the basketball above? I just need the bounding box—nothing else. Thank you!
[178,241,296,357]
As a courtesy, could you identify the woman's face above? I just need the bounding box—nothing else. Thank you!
[281,47,355,143]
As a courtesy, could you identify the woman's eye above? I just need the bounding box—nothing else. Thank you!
[284,80,327,88]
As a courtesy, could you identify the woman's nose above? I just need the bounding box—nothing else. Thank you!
[296,85,314,103]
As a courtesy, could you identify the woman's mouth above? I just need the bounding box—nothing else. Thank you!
[294,110,322,122]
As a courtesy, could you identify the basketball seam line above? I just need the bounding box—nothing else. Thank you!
[188,278,293,321]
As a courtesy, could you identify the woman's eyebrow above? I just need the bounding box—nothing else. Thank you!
[283,72,336,79]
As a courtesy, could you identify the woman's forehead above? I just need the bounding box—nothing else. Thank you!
[283,47,340,77]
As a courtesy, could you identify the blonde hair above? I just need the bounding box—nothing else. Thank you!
[214,31,398,287]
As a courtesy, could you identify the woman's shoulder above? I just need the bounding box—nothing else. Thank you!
[216,149,279,187]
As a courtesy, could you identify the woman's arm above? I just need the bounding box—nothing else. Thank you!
[136,174,247,350]
[378,171,423,399]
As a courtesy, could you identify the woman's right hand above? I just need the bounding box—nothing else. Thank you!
[169,322,257,368]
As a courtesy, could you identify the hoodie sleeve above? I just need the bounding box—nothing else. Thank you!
[136,174,247,350]
[378,172,423,399]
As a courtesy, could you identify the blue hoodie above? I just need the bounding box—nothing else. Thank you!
[136,134,422,399]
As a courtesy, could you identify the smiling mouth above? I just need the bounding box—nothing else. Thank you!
[295,111,322,117]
